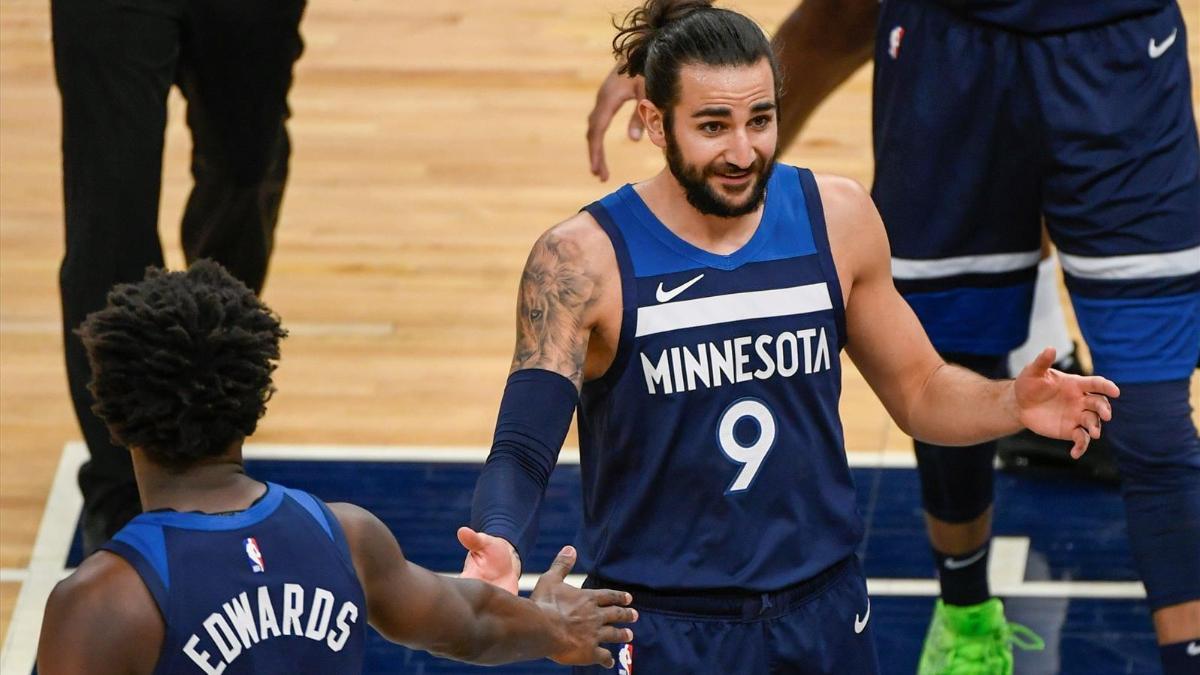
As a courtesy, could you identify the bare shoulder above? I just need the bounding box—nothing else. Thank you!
[512,210,620,383]
[811,172,890,280]
[529,210,616,276]
[39,551,162,673]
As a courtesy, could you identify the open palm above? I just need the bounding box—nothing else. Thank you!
[1014,347,1120,459]
[458,527,521,595]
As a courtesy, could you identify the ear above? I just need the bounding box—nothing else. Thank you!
[639,99,668,149]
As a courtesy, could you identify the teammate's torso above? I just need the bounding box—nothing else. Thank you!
[926,0,1171,33]
[102,483,366,674]
[577,164,862,593]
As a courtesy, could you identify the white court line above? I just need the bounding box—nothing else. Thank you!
[241,443,911,469]
[0,441,1139,675]
[0,570,27,584]
[0,442,86,675]
[0,320,394,337]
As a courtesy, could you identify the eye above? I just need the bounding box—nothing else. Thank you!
[750,115,772,129]
[529,309,543,321]
[700,121,724,134]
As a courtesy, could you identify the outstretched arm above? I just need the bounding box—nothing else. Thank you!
[824,176,1118,456]
[333,502,635,668]
[462,216,616,592]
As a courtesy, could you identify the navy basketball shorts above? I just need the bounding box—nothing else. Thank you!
[574,557,879,675]
[873,0,1200,383]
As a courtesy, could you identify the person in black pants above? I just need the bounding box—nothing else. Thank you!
[52,0,306,555]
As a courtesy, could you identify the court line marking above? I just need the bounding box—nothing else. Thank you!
[241,443,916,468]
[0,320,395,337]
[0,441,1144,675]
[1,442,85,675]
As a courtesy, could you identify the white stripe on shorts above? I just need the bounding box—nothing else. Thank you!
[1058,245,1200,280]
[890,251,1042,280]
[635,283,833,337]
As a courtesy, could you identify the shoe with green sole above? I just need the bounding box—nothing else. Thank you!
[917,598,1045,675]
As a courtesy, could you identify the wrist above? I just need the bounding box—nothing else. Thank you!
[1003,379,1023,430]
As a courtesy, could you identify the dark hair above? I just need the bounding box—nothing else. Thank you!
[77,260,287,470]
[613,0,780,117]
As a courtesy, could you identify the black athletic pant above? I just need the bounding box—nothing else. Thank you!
[52,0,305,553]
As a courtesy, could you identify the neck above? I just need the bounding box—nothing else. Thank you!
[131,444,265,514]
[639,169,765,254]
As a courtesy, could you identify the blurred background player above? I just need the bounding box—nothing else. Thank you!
[52,0,307,555]
[586,1,1200,673]
[458,2,1120,672]
[36,261,637,674]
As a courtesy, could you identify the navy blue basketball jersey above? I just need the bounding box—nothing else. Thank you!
[576,164,863,593]
[101,483,366,674]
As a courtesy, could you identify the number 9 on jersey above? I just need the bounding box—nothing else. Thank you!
[716,398,777,493]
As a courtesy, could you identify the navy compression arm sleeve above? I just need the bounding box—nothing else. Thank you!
[470,368,578,562]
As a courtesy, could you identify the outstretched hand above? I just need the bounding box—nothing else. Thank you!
[1014,347,1120,459]
[531,546,637,669]
[586,66,646,182]
[458,527,521,595]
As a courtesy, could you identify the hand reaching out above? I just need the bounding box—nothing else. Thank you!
[1014,347,1120,459]
[531,545,637,668]
[458,527,521,595]
[586,65,646,182]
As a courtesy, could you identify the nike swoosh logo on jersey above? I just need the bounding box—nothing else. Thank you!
[1187,641,1200,657]
[854,598,871,634]
[943,547,988,570]
[655,274,705,303]
[1149,28,1177,58]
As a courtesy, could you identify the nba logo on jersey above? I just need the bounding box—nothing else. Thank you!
[244,537,265,573]
[618,643,633,675]
[888,26,905,59]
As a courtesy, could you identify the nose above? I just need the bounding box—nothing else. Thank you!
[723,129,755,170]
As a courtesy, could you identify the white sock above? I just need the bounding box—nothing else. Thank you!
[1009,255,1076,375]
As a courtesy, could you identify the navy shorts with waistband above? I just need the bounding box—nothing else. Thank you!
[573,556,879,675]
[873,0,1200,381]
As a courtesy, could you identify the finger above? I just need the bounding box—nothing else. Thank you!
[1083,376,1121,399]
[600,626,635,644]
[543,545,576,582]
[1083,394,1113,422]
[600,605,639,625]
[1080,411,1102,439]
[593,647,615,669]
[592,589,634,606]
[1070,427,1090,459]
[1028,346,1056,375]
[456,526,482,552]
[587,102,620,180]
[627,107,644,141]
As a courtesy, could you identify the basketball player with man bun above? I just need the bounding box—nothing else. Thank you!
[459,1,1120,672]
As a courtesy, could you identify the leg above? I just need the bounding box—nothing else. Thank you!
[175,0,306,293]
[870,2,1043,671]
[1034,1,1200,660]
[52,0,181,553]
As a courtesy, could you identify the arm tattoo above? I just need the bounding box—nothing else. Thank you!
[510,231,602,387]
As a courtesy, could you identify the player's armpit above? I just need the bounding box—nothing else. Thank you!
[510,217,611,388]
[37,553,163,675]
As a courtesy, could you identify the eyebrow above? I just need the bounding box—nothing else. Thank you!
[691,101,777,118]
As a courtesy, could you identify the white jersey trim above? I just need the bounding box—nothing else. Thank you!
[890,251,1041,280]
[1058,245,1200,280]
[635,283,833,338]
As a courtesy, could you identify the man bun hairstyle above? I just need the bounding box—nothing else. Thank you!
[77,260,287,470]
[613,0,780,116]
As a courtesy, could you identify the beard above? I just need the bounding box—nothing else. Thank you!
[665,129,775,218]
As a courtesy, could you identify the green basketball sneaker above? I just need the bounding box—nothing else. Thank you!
[917,599,1045,675]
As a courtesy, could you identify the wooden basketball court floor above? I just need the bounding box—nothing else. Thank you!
[1,1,1198,672]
